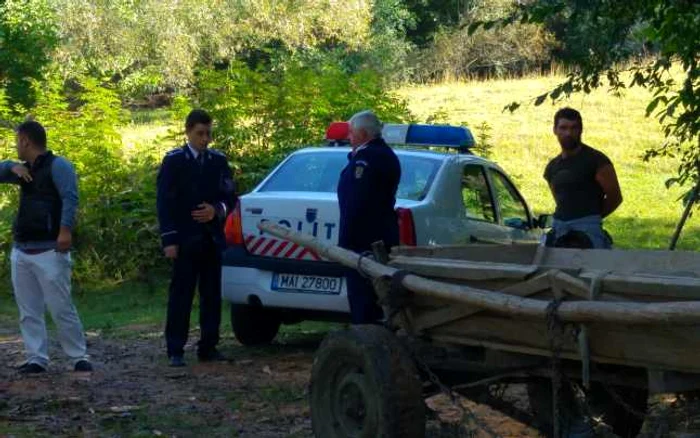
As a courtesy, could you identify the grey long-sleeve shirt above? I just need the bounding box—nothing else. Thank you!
[0,157,79,249]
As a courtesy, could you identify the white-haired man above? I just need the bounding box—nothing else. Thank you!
[337,110,401,324]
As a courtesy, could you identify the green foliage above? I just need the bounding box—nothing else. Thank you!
[0,0,58,108]
[470,0,700,192]
[0,76,163,283]
[424,106,493,157]
[51,0,374,99]
[181,59,412,193]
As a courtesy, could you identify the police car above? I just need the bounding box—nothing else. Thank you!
[222,123,545,345]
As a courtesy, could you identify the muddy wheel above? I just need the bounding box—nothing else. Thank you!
[527,378,648,438]
[310,325,425,438]
[230,304,281,346]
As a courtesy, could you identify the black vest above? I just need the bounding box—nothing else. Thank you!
[13,152,62,242]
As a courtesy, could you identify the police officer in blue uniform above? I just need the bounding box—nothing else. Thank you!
[157,109,237,367]
[337,110,401,324]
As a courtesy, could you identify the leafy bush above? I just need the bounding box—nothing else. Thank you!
[0,76,164,285]
[52,0,376,101]
[0,0,58,108]
[178,59,413,193]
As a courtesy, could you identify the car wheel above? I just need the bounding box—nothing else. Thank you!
[230,304,281,346]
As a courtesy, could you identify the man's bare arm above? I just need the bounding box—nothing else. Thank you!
[596,164,623,218]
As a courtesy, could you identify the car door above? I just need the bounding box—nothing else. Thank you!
[485,166,542,242]
[456,163,514,243]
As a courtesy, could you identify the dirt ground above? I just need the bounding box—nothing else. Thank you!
[0,324,544,438]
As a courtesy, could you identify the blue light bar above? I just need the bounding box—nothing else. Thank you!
[381,124,475,150]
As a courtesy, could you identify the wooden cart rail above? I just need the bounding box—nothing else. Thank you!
[259,222,700,325]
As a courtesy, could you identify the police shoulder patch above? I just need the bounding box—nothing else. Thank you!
[354,165,364,179]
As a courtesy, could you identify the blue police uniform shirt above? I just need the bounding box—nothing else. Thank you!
[337,137,401,252]
[156,144,237,250]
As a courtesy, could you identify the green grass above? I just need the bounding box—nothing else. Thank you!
[0,277,336,341]
[118,107,178,159]
[396,73,700,251]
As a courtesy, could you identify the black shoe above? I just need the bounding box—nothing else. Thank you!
[74,360,93,372]
[197,349,226,362]
[169,355,186,367]
[18,362,46,374]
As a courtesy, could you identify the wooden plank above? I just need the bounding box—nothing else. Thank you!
[393,244,700,278]
[260,222,700,325]
[393,256,694,301]
[411,273,552,332]
[540,247,700,276]
[430,315,700,373]
[579,271,700,300]
[388,256,537,280]
[551,271,632,302]
[392,244,538,264]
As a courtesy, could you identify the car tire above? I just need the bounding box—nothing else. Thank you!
[230,304,281,346]
[310,325,425,438]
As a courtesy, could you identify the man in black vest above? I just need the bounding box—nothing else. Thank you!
[157,109,237,367]
[0,120,92,374]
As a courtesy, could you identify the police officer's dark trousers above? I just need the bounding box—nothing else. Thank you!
[346,268,384,325]
[166,234,221,358]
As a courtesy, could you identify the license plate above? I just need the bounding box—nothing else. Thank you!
[271,273,343,295]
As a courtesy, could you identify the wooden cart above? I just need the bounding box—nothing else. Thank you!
[260,222,700,437]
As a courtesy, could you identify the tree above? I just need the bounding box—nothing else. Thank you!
[403,0,466,47]
[471,0,700,186]
[51,0,374,98]
[0,0,58,108]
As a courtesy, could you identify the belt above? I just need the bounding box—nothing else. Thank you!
[19,248,53,255]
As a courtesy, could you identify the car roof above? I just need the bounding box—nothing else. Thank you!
[291,146,494,166]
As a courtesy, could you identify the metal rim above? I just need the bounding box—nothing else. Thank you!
[329,365,378,438]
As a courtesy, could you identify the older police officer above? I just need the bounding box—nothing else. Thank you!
[337,110,401,324]
[157,109,237,367]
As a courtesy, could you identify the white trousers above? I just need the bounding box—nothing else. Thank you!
[11,248,88,367]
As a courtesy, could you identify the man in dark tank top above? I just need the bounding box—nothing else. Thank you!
[543,108,623,248]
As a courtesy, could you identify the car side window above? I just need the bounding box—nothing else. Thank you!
[488,169,530,227]
[461,165,496,222]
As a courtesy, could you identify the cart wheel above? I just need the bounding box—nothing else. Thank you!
[527,379,648,438]
[310,325,425,438]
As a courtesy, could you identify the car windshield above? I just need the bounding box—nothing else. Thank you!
[259,151,442,201]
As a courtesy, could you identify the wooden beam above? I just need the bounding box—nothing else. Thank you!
[389,256,537,280]
[411,273,552,332]
[393,244,700,277]
[551,271,632,302]
[392,244,538,264]
[579,271,700,300]
[431,316,700,373]
[259,222,700,325]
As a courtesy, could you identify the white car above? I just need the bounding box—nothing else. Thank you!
[222,123,544,344]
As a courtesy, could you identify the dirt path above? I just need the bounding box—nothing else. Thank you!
[0,326,541,437]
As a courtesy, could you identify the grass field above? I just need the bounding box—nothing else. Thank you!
[397,74,699,251]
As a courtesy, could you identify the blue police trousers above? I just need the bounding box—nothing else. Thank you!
[345,269,384,325]
[165,235,221,358]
